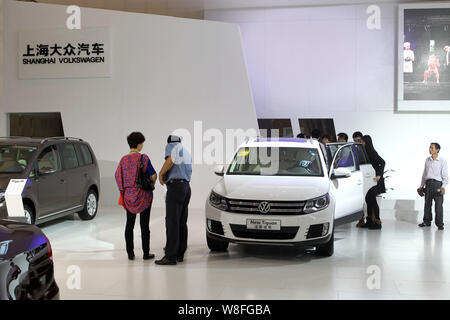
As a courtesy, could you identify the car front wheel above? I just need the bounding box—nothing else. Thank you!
[315,229,334,257]
[207,233,229,252]
[24,204,35,225]
[78,190,98,221]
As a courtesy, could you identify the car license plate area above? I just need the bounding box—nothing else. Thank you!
[246,219,281,231]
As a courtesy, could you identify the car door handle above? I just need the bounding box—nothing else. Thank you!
[357,180,363,185]
[60,179,66,184]
[84,173,88,178]
[364,174,372,178]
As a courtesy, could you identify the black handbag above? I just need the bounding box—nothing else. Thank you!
[136,154,155,191]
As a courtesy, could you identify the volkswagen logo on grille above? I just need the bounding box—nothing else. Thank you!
[258,201,271,214]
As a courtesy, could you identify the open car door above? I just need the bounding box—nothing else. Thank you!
[328,144,364,219]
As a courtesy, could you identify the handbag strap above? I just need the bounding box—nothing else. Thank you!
[139,154,144,169]
[135,154,143,186]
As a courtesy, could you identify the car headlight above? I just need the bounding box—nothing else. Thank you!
[0,191,5,203]
[303,194,330,214]
[209,191,229,211]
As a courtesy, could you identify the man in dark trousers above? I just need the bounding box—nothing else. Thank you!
[418,143,448,230]
[156,135,192,265]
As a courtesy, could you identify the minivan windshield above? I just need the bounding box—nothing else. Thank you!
[0,145,37,173]
[227,147,323,176]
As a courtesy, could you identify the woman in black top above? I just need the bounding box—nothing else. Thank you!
[359,135,386,229]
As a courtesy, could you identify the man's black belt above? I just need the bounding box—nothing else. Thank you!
[167,179,189,184]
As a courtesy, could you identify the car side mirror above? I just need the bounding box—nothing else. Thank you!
[331,167,351,179]
[214,165,224,176]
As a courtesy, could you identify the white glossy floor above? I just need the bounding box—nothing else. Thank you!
[40,206,450,300]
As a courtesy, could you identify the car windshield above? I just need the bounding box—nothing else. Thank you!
[227,147,323,176]
[0,145,37,173]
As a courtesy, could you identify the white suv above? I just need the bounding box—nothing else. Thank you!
[205,138,375,257]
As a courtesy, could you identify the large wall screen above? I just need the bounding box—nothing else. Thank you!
[398,2,450,111]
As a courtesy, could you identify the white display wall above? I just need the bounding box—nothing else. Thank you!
[206,3,450,215]
[1,0,257,208]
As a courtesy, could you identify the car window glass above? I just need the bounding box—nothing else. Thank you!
[37,146,60,175]
[60,144,79,170]
[0,146,37,174]
[327,143,346,160]
[354,144,369,165]
[333,145,356,172]
[74,144,85,167]
[80,144,93,165]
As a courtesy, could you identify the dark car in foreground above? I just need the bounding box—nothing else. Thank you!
[0,136,100,225]
[0,219,59,300]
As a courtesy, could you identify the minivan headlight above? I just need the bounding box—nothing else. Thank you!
[0,191,5,203]
[303,194,330,214]
[209,191,229,211]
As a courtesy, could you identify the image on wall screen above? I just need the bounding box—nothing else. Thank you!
[9,112,64,138]
[257,119,294,138]
[403,8,450,100]
[298,119,336,142]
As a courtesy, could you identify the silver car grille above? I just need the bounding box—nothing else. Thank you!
[227,199,305,215]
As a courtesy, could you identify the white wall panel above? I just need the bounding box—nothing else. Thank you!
[2,0,257,209]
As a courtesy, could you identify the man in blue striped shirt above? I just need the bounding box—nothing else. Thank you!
[156,135,192,265]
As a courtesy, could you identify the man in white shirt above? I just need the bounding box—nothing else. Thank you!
[403,42,415,73]
[444,45,450,67]
[418,143,448,230]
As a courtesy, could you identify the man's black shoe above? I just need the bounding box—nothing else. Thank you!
[177,256,184,263]
[143,253,155,260]
[438,226,444,230]
[155,257,177,265]
[128,254,135,261]
[368,224,382,230]
[359,223,370,228]
[418,223,431,227]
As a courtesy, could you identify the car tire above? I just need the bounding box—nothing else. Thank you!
[315,229,334,257]
[24,204,35,225]
[207,233,229,252]
[78,189,98,221]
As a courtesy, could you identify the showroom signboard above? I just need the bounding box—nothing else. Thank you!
[18,27,111,79]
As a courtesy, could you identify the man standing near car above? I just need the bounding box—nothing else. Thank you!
[337,132,348,143]
[311,129,329,167]
[418,143,448,230]
[352,131,363,143]
[155,135,192,265]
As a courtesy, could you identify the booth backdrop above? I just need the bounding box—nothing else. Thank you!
[0,0,258,209]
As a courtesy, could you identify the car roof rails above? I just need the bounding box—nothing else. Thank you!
[40,137,84,144]
[244,136,259,143]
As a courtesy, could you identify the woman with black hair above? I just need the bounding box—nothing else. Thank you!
[358,135,386,230]
[115,132,157,260]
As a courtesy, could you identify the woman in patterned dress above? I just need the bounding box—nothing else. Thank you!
[115,132,157,260]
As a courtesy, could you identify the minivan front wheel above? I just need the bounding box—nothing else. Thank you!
[207,233,229,252]
[315,229,334,257]
[78,190,98,221]
[24,204,35,225]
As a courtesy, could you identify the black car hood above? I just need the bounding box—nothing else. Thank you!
[0,220,46,261]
